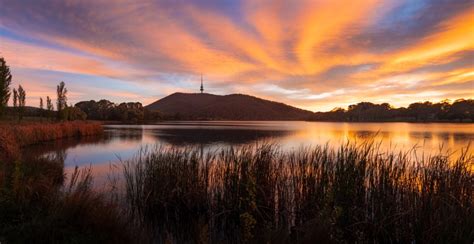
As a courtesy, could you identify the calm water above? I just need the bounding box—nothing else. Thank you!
[28,121,473,186]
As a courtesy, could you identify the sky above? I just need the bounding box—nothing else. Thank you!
[0,0,473,111]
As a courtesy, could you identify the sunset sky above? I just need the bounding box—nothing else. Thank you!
[0,0,473,111]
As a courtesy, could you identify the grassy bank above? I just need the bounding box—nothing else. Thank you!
[124,143,473,243]
[0,154,134,243]
[0,121,128,243]
[0,121,103,160]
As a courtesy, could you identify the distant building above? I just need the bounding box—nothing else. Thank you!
[200,74,204,93]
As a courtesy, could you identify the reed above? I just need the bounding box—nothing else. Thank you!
[123,143,473,243]
[0,121,103,160]
[0,154,134,244]
[0,121,137,243]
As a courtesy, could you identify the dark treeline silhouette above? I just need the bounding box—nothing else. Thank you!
[74,99,162,123]
[146,92,473,122]
[0,57,86,122]
[311,99,474,122]
[78,97,474,122]
[2,81,86,122]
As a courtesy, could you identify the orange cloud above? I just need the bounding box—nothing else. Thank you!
[0,37,145,79]
[185,5,293,75]
[391,8,474,67]
[358,7,474,80]
[294,0,380,74]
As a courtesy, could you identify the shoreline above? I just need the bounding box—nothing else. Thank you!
[97,119,474,125]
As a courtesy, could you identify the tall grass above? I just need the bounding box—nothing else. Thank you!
[0,121,103,160]
[123,143,473,243]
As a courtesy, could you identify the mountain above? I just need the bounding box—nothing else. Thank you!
[145,93,314,120]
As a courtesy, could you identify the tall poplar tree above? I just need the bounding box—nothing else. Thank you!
[47,96,54,120]
[13,88,17,108]
[0,57,12,117]
[56,81,67,120]
[40,97,44,119]
[17,85,26,121]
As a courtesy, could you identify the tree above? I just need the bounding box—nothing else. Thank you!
[46,96,54,120]
[407,102,438,121]
[116,102,144,122]
[446,99,474,121]
[0,57,12,117]
[17,85,26,121]
[97,99,115,120]
[56,81,67,120]
[13,88,17,108]
[40,97,44,119]
[64,106,87,120]
[75,100,100,119]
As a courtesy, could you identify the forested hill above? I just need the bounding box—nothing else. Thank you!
[145,93,315,120]
[70,96,473,122]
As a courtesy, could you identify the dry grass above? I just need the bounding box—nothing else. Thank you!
[0,121,103,160]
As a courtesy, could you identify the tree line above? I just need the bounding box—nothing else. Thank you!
[0,57,159,123]
[74,100,162,122]
[0,57,85,121]
[311,99,474,122]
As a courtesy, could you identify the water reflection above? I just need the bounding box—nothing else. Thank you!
[25,121,473,186]
[152,128,291,145]
[108,128,144,142]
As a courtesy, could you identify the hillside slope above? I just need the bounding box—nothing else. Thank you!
[146,93,314,120]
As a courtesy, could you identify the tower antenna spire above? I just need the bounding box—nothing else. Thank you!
[200,73,204,94]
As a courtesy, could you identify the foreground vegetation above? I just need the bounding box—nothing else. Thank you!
[1,139,472,243]
[0,155,134,243]
[124,143,473,243]
[0,121,129,243]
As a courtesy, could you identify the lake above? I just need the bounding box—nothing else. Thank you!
[28,121,473,187]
